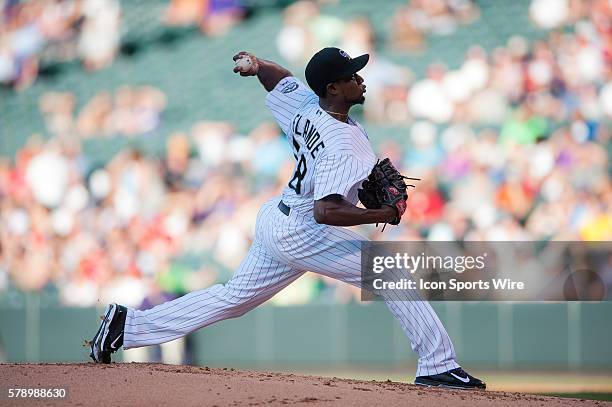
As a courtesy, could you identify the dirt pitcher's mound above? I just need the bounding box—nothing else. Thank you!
[0,363,605,406]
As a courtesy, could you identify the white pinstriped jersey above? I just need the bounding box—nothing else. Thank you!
[265,77,376,214]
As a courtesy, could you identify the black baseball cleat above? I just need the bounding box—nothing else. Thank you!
[89,303,127,364]
[415,367,486,390]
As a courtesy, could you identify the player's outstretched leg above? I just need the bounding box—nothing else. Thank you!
[87,240,303,363]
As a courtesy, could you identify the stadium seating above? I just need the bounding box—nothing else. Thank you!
[2,0,549,162]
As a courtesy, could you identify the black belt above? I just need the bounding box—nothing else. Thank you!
[278,200,291,216]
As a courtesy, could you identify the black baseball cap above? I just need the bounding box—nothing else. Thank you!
[305,47,369,97]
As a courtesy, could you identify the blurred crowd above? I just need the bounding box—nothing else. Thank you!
[39,86,167,138]
[1,0,611,306]
[163,0,246,36]
[0,0,121,89]
[274,0,612,126]
[0,0,250,90]
[1,117,609,305]
[0,122,342,307]
[276,0,479,64]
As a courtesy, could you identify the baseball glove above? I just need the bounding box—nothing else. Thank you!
[358,158,420,228]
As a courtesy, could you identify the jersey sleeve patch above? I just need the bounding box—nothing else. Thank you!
[281,81,299,93]
[265,77,317,135]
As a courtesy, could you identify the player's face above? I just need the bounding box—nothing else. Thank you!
[337,73,366,105]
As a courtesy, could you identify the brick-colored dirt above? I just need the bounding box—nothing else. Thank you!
[0,363,608,406]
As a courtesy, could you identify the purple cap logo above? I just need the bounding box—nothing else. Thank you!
[339,49,351,60]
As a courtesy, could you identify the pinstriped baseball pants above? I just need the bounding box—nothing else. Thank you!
[123,198,459,376]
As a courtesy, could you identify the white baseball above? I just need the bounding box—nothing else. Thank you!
[235,56,253,72]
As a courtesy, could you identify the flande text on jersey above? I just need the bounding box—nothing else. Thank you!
[291,113,325,159]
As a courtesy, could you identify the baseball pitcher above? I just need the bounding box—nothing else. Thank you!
[88,47,485,389]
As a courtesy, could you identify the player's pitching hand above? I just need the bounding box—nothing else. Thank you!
[233,51,260,76]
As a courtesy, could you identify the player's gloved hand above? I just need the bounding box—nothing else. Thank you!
[358,158,419,228]
[232,51,260,76]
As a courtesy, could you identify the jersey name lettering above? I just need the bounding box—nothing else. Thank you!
[291,114,325,159]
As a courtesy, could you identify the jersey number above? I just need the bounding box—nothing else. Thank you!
[288,154,307,194]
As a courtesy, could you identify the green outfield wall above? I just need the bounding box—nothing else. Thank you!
[1,299,611,369]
